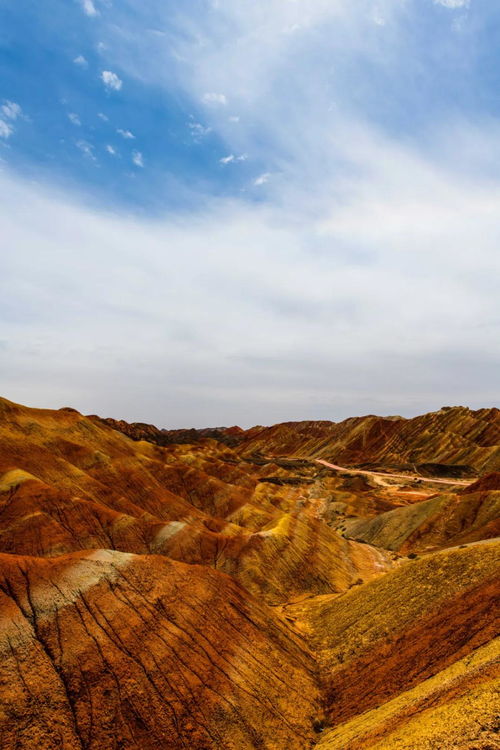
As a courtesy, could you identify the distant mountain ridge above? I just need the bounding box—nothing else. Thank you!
[94,416,244,447]
[98,405,500,476]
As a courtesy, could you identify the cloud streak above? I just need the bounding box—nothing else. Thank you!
[202,92,227,105]
[434,0,469,7]
[0,121,13,138]
[117,128,134,139]
[0,101,23,140]
[132,150,144,167]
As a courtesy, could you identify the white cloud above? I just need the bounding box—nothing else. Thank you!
[73,55,88,67]
[434,0,469,7]
[101,71,123,91]
[202,92,227,105]
[132,150,144,167]
[372,10,386,26]
[228,116,240,123]
[0,121,13,138]
[106,145,117,155]
[188,121,212,140]
[254,172,271,186]
[81,0,98,16]
[76,140,96,160]
[220,154,247,164]
[68,113,82,126]
[117,128,135,139]
[1,101,22,121]
[98,112,109,122]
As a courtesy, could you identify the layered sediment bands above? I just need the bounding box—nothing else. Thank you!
[0,473,391,604]
[343,486,500,552]
[287,542,500,727]
[316,637,500,750]
[237,406,500,474]
[460,471,500,493]
[0,397,391,604]
[0,550,320,750]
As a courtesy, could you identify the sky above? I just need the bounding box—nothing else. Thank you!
[1,0,500,427]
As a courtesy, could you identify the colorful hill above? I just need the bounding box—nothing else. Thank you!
[0,396,498,749]
[235,406,500,475]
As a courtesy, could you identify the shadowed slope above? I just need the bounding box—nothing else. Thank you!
[316,637,500,750]
[342,486,500,552]
[286,541,500,729]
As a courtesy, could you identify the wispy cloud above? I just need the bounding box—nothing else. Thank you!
[68,112,82,126]
[101,71,123,91]
[202,92,227,105]
[106,145,117,155]
[73,55,88,68]
[1,102,22,121]
[76,140,96,160]
[132,150,144,167]
[97,112,109,122]
[117,128,135,139]
[434,0,469,7]
[0,101,22,140]
[220,154,247,165]
[0,121,13,139]
[80,0,98,17]
[188,121,212,141]
[254,172,270,186]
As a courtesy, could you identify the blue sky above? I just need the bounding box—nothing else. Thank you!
[1,0,500,426]
[3,0,498,211]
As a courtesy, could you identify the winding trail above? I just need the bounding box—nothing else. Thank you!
[314,459,471,487]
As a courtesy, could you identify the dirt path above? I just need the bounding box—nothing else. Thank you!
[314,458,471,487]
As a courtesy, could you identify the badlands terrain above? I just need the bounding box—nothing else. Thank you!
[0,397,499,749]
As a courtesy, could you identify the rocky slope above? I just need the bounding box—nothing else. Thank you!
[0,396,499,749]
[342,476,500,552]
[236,406,500,475]
[0,550,320,749]
[316,636,500,750]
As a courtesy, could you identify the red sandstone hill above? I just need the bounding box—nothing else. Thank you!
[0,550,320,749]
[0,396,499,749]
